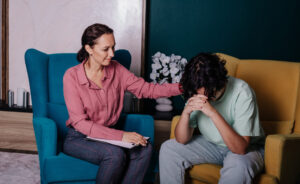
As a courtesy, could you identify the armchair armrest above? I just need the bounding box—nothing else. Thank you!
[123,114,155,145]
[170,116,181,139]
[33,117,58,167]
[265,133,300,184]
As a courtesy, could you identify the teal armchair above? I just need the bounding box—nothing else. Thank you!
[25,48,155,184]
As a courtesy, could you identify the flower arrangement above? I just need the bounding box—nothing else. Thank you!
[150,52,187,84]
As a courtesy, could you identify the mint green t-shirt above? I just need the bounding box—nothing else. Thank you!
[189,76,265,147]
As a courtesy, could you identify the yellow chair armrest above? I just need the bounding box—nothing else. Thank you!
[265,133,300,184]
[170,115,181,139]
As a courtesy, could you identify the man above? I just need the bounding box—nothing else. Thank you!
[159,53,265,184]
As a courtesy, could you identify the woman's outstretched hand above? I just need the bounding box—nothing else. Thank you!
[122,132,148,146]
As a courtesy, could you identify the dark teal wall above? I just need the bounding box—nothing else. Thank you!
[145,0,300,111]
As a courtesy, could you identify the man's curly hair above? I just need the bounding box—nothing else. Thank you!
[180,53,228,101]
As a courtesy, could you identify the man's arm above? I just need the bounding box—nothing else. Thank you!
[175,113,194,144]
[197,94,250,154]
[175,96,206,144]
[210,112,250,154]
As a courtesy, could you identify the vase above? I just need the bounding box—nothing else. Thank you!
[155,97,173,112]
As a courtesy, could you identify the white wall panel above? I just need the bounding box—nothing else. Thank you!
[9,0,145,104]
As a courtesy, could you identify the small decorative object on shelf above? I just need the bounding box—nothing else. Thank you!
[150,51,187,112]
[8,90,14,108]
[6,88,31,109]
[17,88,30,108]
[155,97,173,112]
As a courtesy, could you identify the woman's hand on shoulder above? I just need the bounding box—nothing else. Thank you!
[122,132,148,146]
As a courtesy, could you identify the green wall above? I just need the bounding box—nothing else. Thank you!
[145,0,300,112]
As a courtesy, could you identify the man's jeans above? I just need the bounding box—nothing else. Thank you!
[159,135,264,184]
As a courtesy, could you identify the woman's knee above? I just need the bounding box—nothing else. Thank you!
[140,143,153,157]
[129,143,153,161]
[102,146,126,166]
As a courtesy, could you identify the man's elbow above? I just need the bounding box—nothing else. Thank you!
[233,150,246,155]
[175,137,189,144]
[231,146,248,155]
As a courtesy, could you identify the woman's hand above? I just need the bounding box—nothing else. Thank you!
[122,132,148,146]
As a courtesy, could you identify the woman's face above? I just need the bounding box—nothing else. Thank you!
[86,33,115,67]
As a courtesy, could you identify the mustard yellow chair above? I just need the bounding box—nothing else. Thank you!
[170,53,300,184]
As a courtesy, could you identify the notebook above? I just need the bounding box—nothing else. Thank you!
[86,136,150,149]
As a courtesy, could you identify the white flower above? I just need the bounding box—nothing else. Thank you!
[153,58,160,64]
[180,58,187,65]
[150,51,187,84]
[163,70,170,76]
[159,78,168,84]
[175,55,181,60]
[150,73,157,80]
[170,54,176,62]
[170,67,180,75]
[153,52,161,58]
[169,62,177,69]
[161,56,170,64]
[162,67,168,73]
[151,63,162,70]
[172,75,181,83]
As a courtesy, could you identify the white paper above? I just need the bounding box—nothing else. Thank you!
[86,136,150,149]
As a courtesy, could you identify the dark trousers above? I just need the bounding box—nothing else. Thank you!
[63,127,153,184]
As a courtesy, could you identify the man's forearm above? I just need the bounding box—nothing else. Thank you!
[211,112,249,154]
[174,113,194,144]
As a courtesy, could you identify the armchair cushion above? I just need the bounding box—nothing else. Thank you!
[188,164,221,183]
[48,54,78,104]
[187,165,278,184]
[261,121,294,135]
[235,60,299,133]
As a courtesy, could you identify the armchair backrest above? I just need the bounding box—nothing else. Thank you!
[218,53,300,135]
[25,48,131,150]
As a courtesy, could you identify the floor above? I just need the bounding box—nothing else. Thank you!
[0,151,40,184]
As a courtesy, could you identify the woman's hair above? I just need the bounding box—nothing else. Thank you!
[77,23,114,62]
[180,53,228,100]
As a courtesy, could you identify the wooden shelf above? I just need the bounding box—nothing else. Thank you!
[0,111,37,152]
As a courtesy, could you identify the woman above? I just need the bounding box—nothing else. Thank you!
[159,53,265,184]
[63,23,182,184]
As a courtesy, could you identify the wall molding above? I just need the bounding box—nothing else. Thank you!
[1,0,8,102]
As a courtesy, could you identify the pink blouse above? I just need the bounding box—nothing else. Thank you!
[63,60,181,140]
